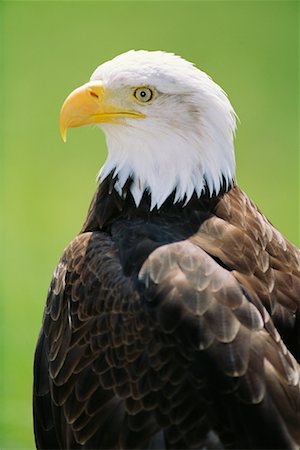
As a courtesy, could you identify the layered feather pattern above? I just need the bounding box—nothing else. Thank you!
[33,176,300,449]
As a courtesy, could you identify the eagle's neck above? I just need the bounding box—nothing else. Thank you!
[98,119,236,210]
[81,172,233,232]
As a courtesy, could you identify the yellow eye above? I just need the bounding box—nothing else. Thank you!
[133,87,154,103]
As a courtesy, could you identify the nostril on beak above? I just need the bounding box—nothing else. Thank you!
[89,89,99,99]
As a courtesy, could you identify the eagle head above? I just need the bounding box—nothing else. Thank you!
[60,50,237,209]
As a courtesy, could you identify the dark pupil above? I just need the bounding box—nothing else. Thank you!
[140,91,146,97]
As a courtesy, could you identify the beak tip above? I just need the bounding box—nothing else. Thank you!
[60,124,67,143]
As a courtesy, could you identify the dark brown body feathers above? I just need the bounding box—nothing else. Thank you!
[33,175,300,449]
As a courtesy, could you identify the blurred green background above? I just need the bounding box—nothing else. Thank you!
[1,0,298,447]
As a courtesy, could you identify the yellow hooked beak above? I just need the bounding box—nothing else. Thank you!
[60,81,145,142]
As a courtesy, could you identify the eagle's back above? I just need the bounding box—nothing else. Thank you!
[33,178,300,449]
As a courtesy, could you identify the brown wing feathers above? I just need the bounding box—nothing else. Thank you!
[33,181,300,449]
[140,238,300,447]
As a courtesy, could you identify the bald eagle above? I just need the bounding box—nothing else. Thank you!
[33,50,300,450]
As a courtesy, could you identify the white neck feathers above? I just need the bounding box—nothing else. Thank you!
[99,107,236,210]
